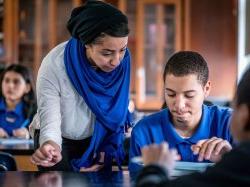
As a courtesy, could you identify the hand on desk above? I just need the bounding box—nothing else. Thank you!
[31,140,62,167]
[12,128,29,139]
[80,152,105,172]
[80,163,104,172]
[0,128,9,138]
[191,137,232,163]
[141,142,180,173]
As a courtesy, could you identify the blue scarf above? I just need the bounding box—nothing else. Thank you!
[64,38,131,171]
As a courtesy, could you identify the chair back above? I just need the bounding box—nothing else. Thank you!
[0,151,17,171]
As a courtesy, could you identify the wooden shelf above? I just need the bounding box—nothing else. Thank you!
[0,0,237,110]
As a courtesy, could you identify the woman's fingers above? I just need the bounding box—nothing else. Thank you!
[80,164,104,172]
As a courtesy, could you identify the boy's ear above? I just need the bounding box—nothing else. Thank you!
[204,80,211,98]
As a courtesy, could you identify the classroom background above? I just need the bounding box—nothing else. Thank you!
[0,1,249,186]
[1,0,249,115]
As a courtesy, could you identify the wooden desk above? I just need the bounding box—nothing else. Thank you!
[0,171,132,187]
[0,138,37,171]
[0,139,129,172]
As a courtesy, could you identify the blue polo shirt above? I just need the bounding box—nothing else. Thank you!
[0,98,26,136]
[129,105,233,172]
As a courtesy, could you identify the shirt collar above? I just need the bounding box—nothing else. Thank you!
[0,97,25,117]
[0,98,5,111]
[188,105,210,143]
[162,105,210,145]
[161,109,185,145]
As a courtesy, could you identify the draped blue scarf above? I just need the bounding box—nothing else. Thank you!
[64,38,131,171]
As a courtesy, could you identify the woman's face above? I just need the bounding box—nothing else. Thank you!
[2,71,30,103]
[85,35,128,72]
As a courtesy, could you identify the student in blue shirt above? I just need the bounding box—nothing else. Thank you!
[129,51,233,172]
[0,64,36,139]
[135,66,250,187]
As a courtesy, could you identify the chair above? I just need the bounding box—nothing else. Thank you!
[0,152,17,171]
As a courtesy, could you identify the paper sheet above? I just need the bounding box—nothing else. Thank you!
[0,138,33,145]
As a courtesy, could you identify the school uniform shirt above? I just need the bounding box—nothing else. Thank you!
[129,105,233,172]
[135,141,250,187]
[0,98,26,136]
[36,41,95,148]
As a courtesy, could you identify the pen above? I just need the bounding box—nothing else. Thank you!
[20,119,30,128]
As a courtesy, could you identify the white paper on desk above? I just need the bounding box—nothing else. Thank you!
[174,161,214,171]
[0,138,33,145]
[171,161,214,177]
[131,157,214,171]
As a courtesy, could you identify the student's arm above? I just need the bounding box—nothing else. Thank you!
[190,108,233,162]
[135,142,176,187]
[136,143,249,187]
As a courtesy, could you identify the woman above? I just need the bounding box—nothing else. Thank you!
[31,0,131,171]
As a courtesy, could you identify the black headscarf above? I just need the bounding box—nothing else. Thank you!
[67,0,128,44]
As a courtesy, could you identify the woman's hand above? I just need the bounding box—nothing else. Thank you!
[80,152,105,172]
[80,164,104,172]
[31,140,62,167]
[191,137,232,163]
[12,128,30,139]
[0,128,9,138]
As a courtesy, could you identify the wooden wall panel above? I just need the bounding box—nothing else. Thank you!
[3,0,19,64]
[185,0,237,101]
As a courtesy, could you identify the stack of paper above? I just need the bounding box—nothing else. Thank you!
[171,161,214,177]
[0,138,33,145]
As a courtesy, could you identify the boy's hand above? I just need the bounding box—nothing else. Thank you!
[191,137,232,163]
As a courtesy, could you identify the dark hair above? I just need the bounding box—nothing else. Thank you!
[0,64,37,119]
[67,0,129,45]
[236,68,250,106]
[91,22,129,44]
[163,51,209,86]
[235,67,250,130]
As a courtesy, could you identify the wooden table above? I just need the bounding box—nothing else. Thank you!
[0,171,132,187]
[0,138,37,171]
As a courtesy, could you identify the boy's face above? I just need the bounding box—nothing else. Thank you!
[164,74,211,127]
